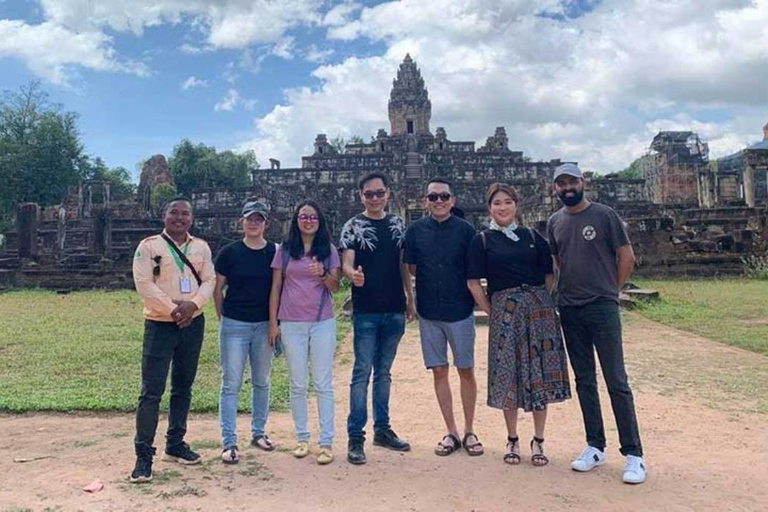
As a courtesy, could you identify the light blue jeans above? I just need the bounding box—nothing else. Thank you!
[280,318,336,447]
[218,317,273,448]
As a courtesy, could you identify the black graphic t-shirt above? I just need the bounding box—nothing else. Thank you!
[214,240,276,322]
[339,213,406,314]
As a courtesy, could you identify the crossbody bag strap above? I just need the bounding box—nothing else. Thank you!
[315,254,332,322]
[160,233,202,286]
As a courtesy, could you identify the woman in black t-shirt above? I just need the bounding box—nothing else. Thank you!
[213,200,277,465]
[467,183,571,467]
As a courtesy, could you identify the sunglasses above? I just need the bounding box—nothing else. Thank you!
[426,192,452,202]
[298,214,319,223]
[152,255,162,277]
[244,215,265,224]
[362,189,387,199]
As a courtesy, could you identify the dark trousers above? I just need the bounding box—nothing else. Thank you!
[134,315,205,456]
[559,300,643,456]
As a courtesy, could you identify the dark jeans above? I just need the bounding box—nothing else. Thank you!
[559,300,643,456]
[134,315,205,456]
[347,313,405,440]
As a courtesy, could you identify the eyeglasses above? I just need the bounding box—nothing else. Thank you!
[298,214,319,223]
[362,189,387,199]
[426,192,452,202]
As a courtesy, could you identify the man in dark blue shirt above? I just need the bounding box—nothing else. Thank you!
[403,178,483,457]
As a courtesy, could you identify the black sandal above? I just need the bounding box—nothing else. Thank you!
[462,432,484,456]
[530,436,549,466]
[434,434,461,456]
[251,434,275,452]
[504,436,521,465]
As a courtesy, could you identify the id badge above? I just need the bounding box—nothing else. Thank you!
[179,276,192,294]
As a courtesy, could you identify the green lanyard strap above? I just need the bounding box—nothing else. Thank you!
[164,239,190,274]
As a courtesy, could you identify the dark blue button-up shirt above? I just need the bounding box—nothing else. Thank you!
[403,215,476,322]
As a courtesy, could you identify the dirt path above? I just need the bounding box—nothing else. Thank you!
[2,313,768,511]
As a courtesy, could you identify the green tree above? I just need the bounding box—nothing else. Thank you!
[0,82,88,227]
[85,157,136,202]
[150,182,177,215]
[616,157,642,179]
[168,139,257,196]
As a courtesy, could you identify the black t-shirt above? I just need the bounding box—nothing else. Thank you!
[339,213,406,314]
[214,240,276,322]
[403,215,476,322]
[466,227,553,296]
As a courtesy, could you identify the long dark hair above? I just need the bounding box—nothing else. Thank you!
[285,199,332,261]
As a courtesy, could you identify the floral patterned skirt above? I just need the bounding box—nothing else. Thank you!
[487,285,571,412]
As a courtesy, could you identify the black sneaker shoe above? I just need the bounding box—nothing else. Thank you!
[347,438,367,465]
[373,429,411,452]
[130,447,156,483]
[163,442,202,465]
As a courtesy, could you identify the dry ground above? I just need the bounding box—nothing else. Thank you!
[2,312,768,512]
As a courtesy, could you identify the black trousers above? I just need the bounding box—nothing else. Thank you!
[559,300,643,456]
[134,315,205,456]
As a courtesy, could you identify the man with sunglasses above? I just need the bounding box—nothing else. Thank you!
[340,172,416,465]
[130,197,215,483]
[403,178,483,457]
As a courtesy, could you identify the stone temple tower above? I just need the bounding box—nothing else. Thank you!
[388,54,432,137]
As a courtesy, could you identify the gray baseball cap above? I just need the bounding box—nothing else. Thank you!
[553,163,583,182]
[241,200,269,220]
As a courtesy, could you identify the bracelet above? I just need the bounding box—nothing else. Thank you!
[320,269,329,279]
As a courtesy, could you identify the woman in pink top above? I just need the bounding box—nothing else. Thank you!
[269,200,341,465]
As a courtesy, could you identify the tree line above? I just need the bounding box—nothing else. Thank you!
[0,82,259,231]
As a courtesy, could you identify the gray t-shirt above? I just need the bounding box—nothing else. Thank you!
[547,202,630,306]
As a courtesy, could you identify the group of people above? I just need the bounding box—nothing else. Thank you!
[128,163,647,486]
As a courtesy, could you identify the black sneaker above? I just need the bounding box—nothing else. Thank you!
[347,437,367,465]
[130,447,156,483]
[373,429,411,452]
[163,442,202,465]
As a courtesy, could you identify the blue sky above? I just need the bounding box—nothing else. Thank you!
[2,0,768,180]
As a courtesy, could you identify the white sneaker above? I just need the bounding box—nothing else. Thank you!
[571,446,606,472]
[623,455,647,484]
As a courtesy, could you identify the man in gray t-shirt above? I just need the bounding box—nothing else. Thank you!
[547,163,647,485]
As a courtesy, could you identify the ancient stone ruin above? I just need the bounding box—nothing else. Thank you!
[1,55,766,288]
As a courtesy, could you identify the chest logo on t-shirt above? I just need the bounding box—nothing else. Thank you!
[582,225,597,241]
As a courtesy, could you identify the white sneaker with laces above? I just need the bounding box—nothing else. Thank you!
[623,455,647,484]
[571,446,606,472]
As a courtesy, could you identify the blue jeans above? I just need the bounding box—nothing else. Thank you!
[218,317,273,448]
[280,318,336,447]
[347,313,406,440]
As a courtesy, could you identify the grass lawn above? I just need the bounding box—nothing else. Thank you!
[633,279,768,355]
[0,288,351,413]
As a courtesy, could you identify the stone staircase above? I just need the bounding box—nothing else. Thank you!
[405,152,423,180]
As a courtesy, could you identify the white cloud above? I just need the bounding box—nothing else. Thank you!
[178,43,211,55]
[304,44,334,63]
[37,0,323,49]
[271,37,295,60]
[0,19,149,84]
[214,88,257,112]
[237,0,768,172]
[181,76,208,90]
[322,2,362,27]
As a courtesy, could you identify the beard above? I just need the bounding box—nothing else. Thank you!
[558,189,584,207]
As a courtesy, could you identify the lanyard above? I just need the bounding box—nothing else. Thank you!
[164,239,190,273]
